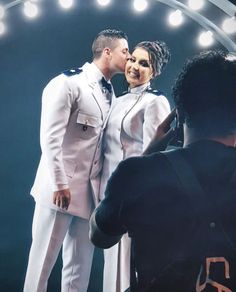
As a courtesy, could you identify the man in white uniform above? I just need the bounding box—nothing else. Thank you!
[23,29,129,292]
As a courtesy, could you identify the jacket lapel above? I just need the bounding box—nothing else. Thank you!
[82,63,105,120]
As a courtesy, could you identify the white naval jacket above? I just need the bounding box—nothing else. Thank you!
[99,83,171,200]
[31,62,114,219]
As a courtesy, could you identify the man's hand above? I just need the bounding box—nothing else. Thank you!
[53,188,71,210]
[143,109,177,155]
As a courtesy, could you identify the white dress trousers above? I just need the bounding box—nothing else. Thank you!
[24,204,94,292]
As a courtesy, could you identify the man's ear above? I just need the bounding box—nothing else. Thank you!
[104,47,111,57]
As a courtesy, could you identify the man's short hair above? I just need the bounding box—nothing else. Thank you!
[92,29,128,59]
[172,50,236,136]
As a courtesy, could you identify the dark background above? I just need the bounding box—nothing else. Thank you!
[0,0,235,291]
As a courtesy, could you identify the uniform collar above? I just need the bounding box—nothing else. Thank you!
[90,62,105,82]
[81,62,106,86]
[128,82,150,94]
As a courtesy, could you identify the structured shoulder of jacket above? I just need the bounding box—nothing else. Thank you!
[62,67,83,76]
[146,88,164,96]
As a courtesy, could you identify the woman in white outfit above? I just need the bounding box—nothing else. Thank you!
[100,40,171,292]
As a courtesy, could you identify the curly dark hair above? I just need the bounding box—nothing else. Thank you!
[134,40,171,77]
[172,50,236,136]
[92,29,128,59]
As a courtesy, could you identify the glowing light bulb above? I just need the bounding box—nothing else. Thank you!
[23,1,39,19]
[133,0,148,12]
[168,10,183,27]
[97,0,110,6]
[222,17,236,34]
[198,31,214,47]
[59,0,74,9]
[188,0,204,11]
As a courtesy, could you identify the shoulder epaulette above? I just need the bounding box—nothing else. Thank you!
[146,87,164,96]
[63,67,82,76]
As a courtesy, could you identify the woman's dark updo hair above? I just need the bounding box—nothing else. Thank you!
[134,40,171,77]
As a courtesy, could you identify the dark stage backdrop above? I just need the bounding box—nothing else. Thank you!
[0,0,234,291]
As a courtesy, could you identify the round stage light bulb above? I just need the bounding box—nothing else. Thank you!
[168,10,183,27]
[97,0,110,6]
[23,1,39,18]
[188,0,204,11]
[59,0,74,9]
[0,21,5,35]
[133,0,148,12]
[0,5,5,19]
[222,17,236,34]
[198,31,214,47]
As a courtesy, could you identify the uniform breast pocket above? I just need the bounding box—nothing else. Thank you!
[76,112,102,140]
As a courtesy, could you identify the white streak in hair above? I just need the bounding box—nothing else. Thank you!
[225,52,236,61]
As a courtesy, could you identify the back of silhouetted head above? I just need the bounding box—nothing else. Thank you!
[135,40,171,77]
[92,29,128,59]
[172,50,236,136]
